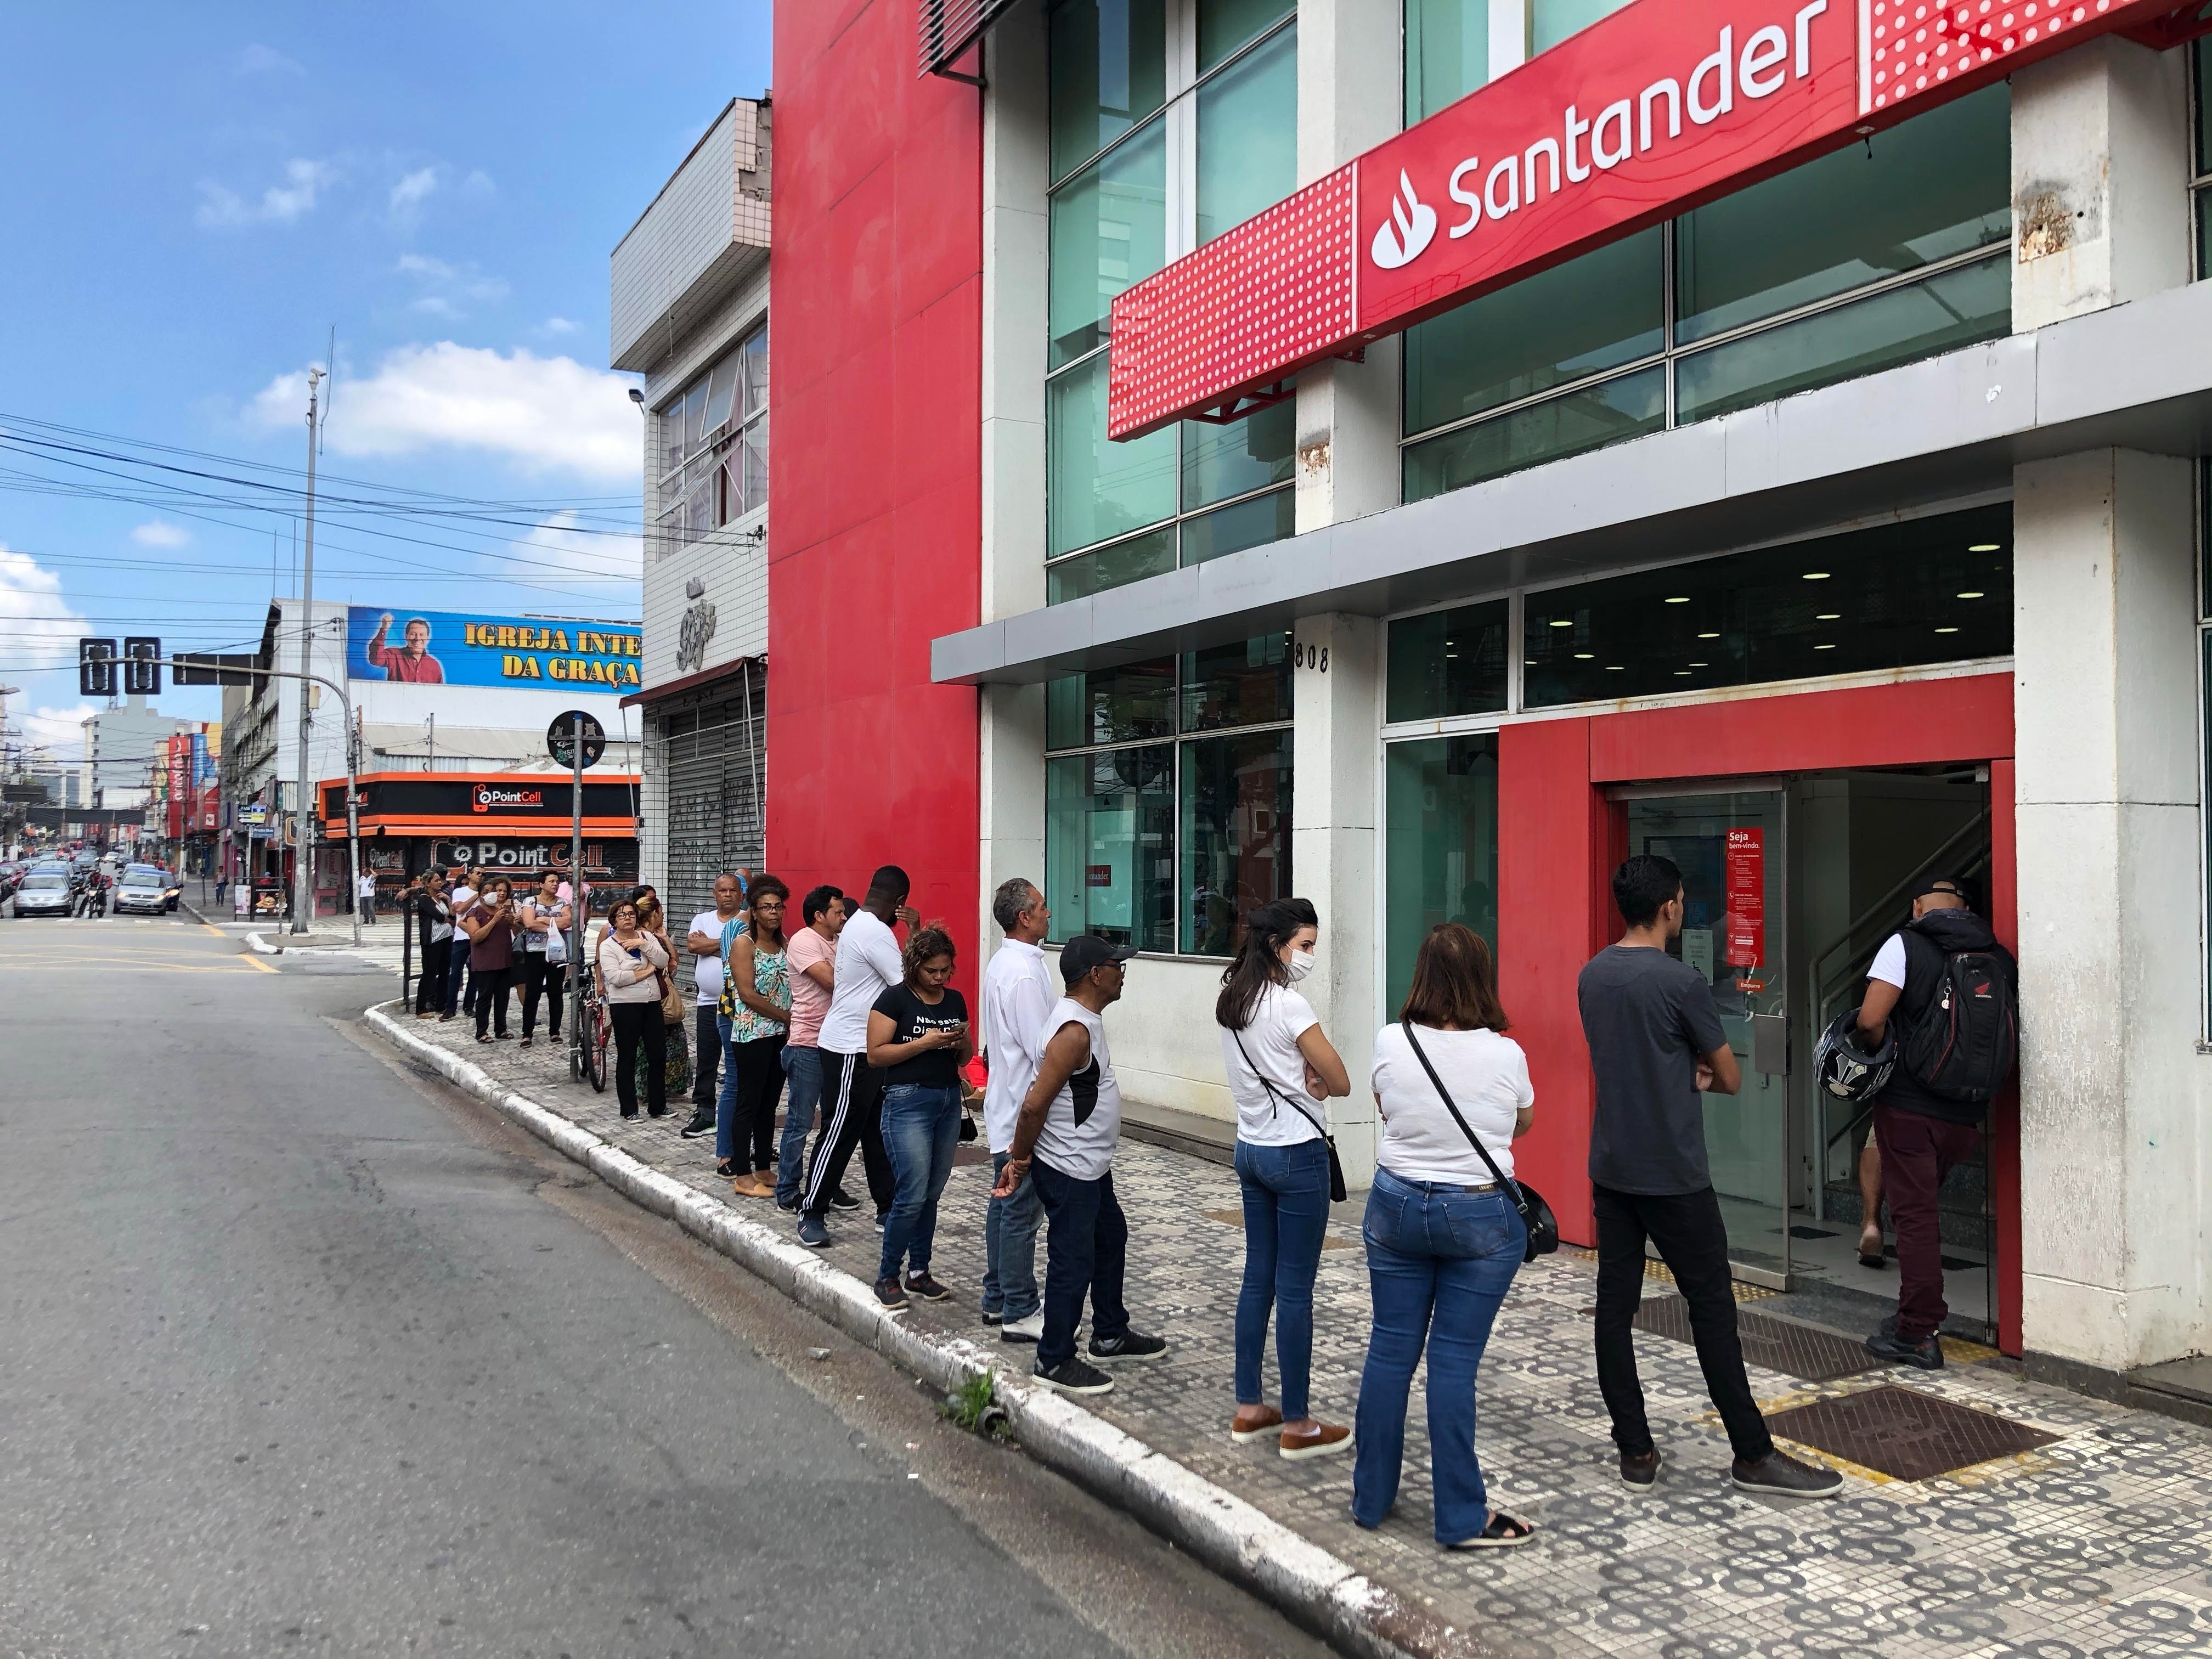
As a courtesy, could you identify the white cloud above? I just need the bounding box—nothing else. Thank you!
[196,157,336,227]
[235,43,304,76]
[248,343,641,482]
[393,253,509,319]
[129,521,191,548]
[508,511,643,584]
[540,317,578,336]
[0,545,89,685]
[389,166,439,214]
[20,703,96,761]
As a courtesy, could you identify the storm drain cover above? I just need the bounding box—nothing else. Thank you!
[1630,1294,1886,1384]
[1763,1385,2059,1481]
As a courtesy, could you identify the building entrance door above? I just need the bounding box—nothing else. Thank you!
[1621,786,1793,1287]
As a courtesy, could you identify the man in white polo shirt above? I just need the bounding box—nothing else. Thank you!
[796,865,912,1248]
[681,871,748,1139]
[978,877,1054,1343]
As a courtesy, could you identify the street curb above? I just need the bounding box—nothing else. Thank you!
[245,931,283,954]
[360,1000,1466,1659]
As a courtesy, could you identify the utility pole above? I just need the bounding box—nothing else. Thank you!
[568,712,585,1059]
[290,367,323,935]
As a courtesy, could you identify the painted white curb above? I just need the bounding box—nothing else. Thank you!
[360,1000,1467,1659]
[246,930,283,954]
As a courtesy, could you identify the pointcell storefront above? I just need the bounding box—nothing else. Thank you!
[317,773,641,909]
[769,0,2212,1390]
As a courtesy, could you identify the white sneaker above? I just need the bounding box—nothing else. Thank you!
[1000,1311,1044,1344]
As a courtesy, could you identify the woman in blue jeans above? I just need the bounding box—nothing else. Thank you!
[1354,922,1538,1548]
[865,925,972,1313]
[1217,898,1353,1459]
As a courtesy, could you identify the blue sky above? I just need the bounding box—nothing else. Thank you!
[0,2,770,761]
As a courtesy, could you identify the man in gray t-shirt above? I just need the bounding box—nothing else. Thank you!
[1577,855,1840,1504]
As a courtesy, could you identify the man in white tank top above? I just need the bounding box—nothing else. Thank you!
[992,935,1168,1395]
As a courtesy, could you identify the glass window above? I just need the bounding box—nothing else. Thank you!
[1047,657,1177,750]
[1197,22,1298,245]
[1183,397,1296,509]
[702,356,738,438]
[1198,0,1295,73]
[1521,504,2013,707]
[740,321,769,419]
[1047,352,1179,556]
[1046,748,1176,949]
[1675,254,2008,425]
[1182,488,1296,565]
[1406,0,1488,127]
[1530,0,1631,55]
[1386,601,1510,722]
[1384,736,1499,1016]
[1404,366,1663,503]
[1049,119,1169,369]
[1049,0,1168,183]
[1403,229,1662,434]
[1675,87,2011,345]
[1181,631,1291,731]
[1180,729,1294,954]
[1047,529,1177,603]
[2195,37,2209,177]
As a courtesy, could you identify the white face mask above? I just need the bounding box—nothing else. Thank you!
[1284,949,1316,984]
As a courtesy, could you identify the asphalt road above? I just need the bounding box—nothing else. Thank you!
[0,914,1332,1659]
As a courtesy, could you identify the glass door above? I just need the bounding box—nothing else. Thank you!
[1622,787,1793,1287]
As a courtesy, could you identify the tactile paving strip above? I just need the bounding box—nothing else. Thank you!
[1629,1294,1888,1383]
[1764,1384,2061,1480]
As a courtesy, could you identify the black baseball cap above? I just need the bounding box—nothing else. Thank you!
[1914,873,1976,907]
[1060,934,1139,984]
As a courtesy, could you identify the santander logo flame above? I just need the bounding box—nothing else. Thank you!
[1369,169,1437,270]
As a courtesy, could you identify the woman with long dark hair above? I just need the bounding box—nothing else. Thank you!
[1353,922,1536,1549]
[865,924,971,1312]
[723,875,792,1197]
[1216,897,1353,1460]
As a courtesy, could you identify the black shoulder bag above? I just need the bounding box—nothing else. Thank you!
[1231,1032,1348,1203]
[1398,1022,1558,1263]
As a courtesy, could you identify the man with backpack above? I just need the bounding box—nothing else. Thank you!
[1853,874,2017,1370]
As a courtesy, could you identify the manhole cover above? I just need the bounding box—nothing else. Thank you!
[1763,1385,2059,1481]
[1629,1294,1885,1383]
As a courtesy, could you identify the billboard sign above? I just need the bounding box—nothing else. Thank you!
[345,607,642,692]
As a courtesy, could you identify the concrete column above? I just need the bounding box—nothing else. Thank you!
[2010,35,2192,332]
[979,4,1051,957]
[1290,612,1383,1185]
[1296,0,1403,534]
[2012,448,2208,1378]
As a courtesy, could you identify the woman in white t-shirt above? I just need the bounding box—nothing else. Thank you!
[1353,923,1536,1550]
[1216,897,1353,1462]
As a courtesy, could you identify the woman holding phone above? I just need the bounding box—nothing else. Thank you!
[596,899,672,1119]
[864,925,971,1313]
[458,876,521,1043]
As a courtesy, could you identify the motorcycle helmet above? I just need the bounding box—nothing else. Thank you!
[1814,1008,1895,1103]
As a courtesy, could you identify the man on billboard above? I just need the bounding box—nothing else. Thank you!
[364,613,445,683]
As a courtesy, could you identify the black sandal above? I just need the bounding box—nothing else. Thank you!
[1448,1511,1537,1549]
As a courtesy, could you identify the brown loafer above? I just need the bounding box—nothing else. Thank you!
[729,1173,774,1199]
[1229,1405,1283,1444]
[1278,1420,1354,1462]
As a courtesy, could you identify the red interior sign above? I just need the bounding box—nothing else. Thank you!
[1725,827,1766,968]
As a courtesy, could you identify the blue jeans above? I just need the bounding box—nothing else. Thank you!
[443,954,470,1017]
[1352,1167,1523,1545]
[877,1082,962,1284]
[777,1045,822,1206]
[1233,1137,1332,1422]
[1029,1159,1130,1372]
[715,1013,741,1161]
[983,1150,1042,1321]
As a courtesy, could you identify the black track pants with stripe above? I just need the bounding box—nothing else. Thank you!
[800,1048,894,1220]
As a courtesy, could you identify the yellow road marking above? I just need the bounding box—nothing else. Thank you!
[0,956,270,974]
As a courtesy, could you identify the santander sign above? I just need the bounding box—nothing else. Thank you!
[1105,0,2198,441]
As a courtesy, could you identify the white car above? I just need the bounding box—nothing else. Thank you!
[113,866,178,916]
[10,868,74,917]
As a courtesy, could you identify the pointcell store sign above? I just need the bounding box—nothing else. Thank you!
[472,784,545,814]
[1106,0,2205,438]
[346,606,642,691]
[428,840,639,883]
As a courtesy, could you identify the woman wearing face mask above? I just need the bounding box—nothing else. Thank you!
[1216,896,1353,1460]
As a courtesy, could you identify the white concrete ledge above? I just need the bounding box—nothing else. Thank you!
[360,1001,1471,1659]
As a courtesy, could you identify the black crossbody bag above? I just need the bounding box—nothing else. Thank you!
[1398,1022,1558,1263]
[1231,1032,1348,1203]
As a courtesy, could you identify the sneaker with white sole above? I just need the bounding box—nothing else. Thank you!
[1732,1449,1843,1499]
[795,1215,831,1249]
[1032,1356,1114,1395]
[1087,1330,1167,1362]
[1278,1420,1354,1462]
[999,1311,1044,1344]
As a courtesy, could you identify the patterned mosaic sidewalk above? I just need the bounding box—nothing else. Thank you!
[374,1001,2212,1659]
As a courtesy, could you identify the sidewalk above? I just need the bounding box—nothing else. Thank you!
[362,1001,2212,1659]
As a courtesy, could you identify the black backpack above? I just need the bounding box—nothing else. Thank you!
[1895,918,2018,1104]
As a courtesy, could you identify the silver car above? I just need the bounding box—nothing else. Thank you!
[113,866,177,916]
[11,868,74,917]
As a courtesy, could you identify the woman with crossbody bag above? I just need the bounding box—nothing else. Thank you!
[1216,898,1355,1462]
[1353,922,1539,1549]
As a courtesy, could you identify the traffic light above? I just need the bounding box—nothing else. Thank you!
[78,638,117,698]
[123,637,162,696]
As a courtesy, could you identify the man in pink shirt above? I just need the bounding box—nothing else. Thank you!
[775,885,848,1210]
[364,613,446,683]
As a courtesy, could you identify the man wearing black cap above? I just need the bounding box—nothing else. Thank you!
[1854,874,2015,1369]
[992,934,1168,1395]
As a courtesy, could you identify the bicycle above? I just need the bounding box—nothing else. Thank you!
[572,975,611,1093]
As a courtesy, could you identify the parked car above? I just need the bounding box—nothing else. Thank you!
[0,861,24,899]
[11,867,75,917]
[113,865,180,916]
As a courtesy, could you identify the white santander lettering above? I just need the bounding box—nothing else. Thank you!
[1640,78,1681,150]
[1690,27,1735,125]
[1524,135,1561,200]
[1448,156,1483,237]
[1593,99,1633,168]
[1740,25,1789,96]
[1564,105,1592,182]
[1485,154,1519,218]
[1795,0,1829,75]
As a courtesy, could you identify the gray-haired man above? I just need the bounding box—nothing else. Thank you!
[978,878,1055,1342]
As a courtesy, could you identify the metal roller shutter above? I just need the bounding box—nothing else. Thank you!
[656,661,765,962]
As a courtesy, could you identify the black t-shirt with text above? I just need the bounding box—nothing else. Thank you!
[871,983,969,1089]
